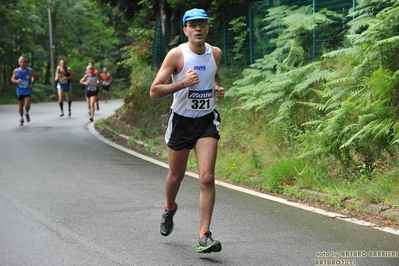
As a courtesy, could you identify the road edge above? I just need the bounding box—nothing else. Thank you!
[87,123,399,236]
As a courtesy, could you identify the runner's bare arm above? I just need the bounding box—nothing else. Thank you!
[54,66,60,81]
[10,69,19,84]
[149,47,201,99]
[68,68,76,80]
[30,68,36,88]
[211,46,225,100]
[79,75,87,85]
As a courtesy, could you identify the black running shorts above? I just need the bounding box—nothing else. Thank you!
[86,89,99,98]
[165,109,221,151]
[16,94,31,101]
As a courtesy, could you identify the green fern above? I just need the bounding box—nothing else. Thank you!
[228,0,399,175]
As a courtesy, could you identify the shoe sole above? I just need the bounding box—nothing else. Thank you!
[160,223,174,236]
[196,242,222,253]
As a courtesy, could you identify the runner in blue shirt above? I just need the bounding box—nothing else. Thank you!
[11,56,36,126]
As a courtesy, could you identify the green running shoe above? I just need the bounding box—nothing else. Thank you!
[196,231,222,253]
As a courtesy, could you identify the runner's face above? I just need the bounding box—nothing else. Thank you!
[183,19,209,45]
[18,58,27,69]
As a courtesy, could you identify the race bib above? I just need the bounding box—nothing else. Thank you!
[87,76,97,91]
[19,81,29,88]
[88,85,97,91]
[59,78,68,85]
[102,81,110,86]
[186,88,214,110]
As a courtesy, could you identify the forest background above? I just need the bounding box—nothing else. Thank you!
[1,0,399,222]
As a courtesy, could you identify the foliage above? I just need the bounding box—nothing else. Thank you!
[227,0,399,179]
[229,16,248,63]
[0,0,131,99]
[303,0,399,171]
[0,0,47,92]
[50,0,121,67]
[121,27,155,68]
[227,5,341,116]
[91,0,257,20]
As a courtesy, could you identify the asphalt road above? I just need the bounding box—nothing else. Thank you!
[0,100,398,266]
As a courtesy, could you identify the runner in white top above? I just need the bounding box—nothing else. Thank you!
[170,42,217,118]
[150,8,225,254]
[79,66,99,122]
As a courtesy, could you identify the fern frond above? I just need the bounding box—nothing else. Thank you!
[302,120,323,127]
[339,124,363,149]
[278,100,295,113]
[346,14,373,34]
[297,147,324,159]
[292,69,333,96]
[357,113,377,125]
[322,46,363,59]
[371,118,394,141]
[325,102,341,110]
[376,35,399,46]
[261,91,287,104]
[325,76,358,88]
[391,122,399,144]
[297,101,326,111]
[268,115,285,125]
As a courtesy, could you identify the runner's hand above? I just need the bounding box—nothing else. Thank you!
[215,85,225,100]
[183,69,199,87]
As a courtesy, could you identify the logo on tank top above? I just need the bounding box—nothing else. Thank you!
[188,89,213,99]
[193,65,206,71]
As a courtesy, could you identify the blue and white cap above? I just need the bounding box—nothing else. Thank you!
[182,8,209,25]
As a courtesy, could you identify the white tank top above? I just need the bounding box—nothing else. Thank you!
[171,43,217,118]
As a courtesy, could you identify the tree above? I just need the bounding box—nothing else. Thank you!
[0,0,46,92]
[0,0,129,96]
